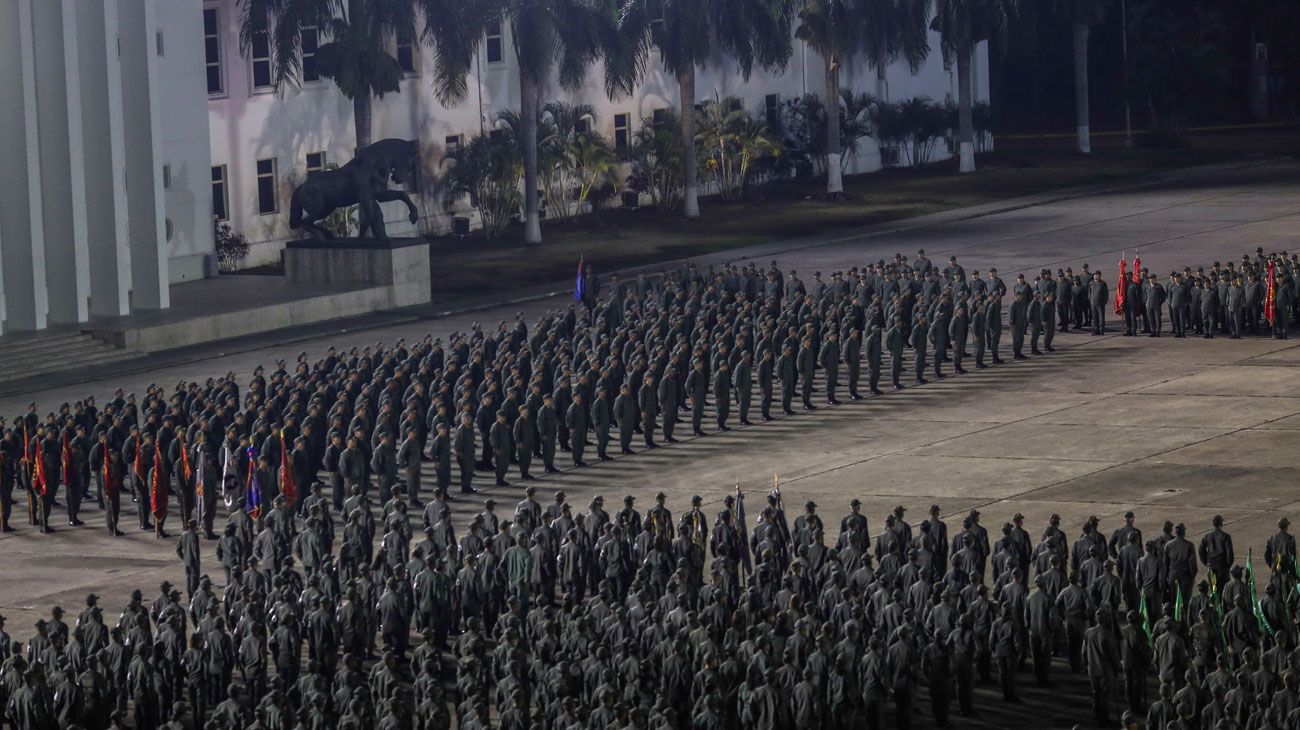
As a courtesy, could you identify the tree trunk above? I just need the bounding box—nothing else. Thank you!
[521,73,542,244]
[1073,22,1091,154]
[679,71,700,219]
[825,59,843,197]
[956,40,975,174]
[354,94,373,151]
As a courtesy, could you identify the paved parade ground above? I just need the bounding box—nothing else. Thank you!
[3,160,1300,726]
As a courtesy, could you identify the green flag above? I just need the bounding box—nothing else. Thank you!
[1175,582,1184,623]
[1246,549,1274,636]
[1139,591,1153,640]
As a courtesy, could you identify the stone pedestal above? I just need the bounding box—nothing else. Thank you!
[283,237,431,307]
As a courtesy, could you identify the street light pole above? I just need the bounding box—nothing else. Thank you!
[1121,0,1134,147]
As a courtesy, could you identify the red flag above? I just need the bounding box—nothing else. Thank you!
[1266,260,1278,325]
[1133,257,1141,285]
[1114,257,1127,315]
[103,449,118,500]
[279,431,297,509]
[61,432,72,484]
[33,444,46,497]
[151,449,168,517]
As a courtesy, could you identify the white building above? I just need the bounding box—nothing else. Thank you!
[203,0,990,266]
[0,1,990,334]
[0,0,215,334]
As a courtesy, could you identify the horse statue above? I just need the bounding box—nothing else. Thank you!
[289,138,421,241]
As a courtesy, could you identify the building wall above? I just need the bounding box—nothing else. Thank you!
[157,0,218,283]
[205,0,990,266]
[0,0,213,333]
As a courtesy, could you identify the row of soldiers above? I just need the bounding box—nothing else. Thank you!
[3,484,1299,730]
[5,248,1296,541]
[1,251,1111,540]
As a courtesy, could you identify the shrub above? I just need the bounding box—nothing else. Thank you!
[214,220,250,272]
[441,133,522,239]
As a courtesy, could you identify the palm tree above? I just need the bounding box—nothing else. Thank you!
[239,0,490,150]
[930,0,1016,172]
[497,0,623,245]
[1052,0,1107,154]
[795,0,929,197]
[620,0,795,218]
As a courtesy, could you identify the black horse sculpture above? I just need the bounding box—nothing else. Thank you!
[289,138,420,241]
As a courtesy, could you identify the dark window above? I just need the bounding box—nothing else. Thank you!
[251,28,272,89]
[614,113,630,152]
[204,8,223,95]
[765,93,781,130]
[211,165,228,221]
[301,26,319,83]
[485,21,503,64]
[652,108,667,127]
[397,42,415,74]
[489,128,506,144]
[306,151,326,173]
[445,134,462,153]
[575,117,591,134]
[256,158,277,214]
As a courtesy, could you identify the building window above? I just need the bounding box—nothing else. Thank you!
[162,165,172,189]
[575,117,591,134]
[651,108,668,127]
[204,8,223,95]
[211,165,228,221]
[251,24,272,90]
[613,113,630,152]
[306,151,327,173]
[445,134,462,153]
[488,128,506,144]
[396,41,416,74]
[765,93,781,130]
[485,21,503,65]
[301,26,320,83]
[256,158,277,215]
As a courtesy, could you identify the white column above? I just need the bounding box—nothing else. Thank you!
[0,0,49,331]
[76,0,133,317]
[118,0,170,310]
[32,0,91,323]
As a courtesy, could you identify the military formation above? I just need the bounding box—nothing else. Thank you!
[0,248,1295,729]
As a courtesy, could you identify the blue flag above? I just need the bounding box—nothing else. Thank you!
[574,258,585,303]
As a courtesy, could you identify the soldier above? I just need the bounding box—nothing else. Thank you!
[537,394,559,473]
[819,331,841,404]
[1089,271,1109,335]
[490,412,512,486]
[686,360,709,435]
[429,423,452,493]
[614,384,636,455]
[513,406,535,480]
[565,392,589,466]
[454,414,477,494]
[91,432,124,537]
[1009,291,1028,360]
[713,360,733,429]
[397,428,421,506]
[986,293,1004,364]
[797,337,817,411]
[778,344,798,414]
[1198,515,1234,591]
[639,374,661,443]
[371,432,398,504]
[910,314,929,385]
[591,387,612,461]
[176,520,202,598]
[1085,608,1121,725]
